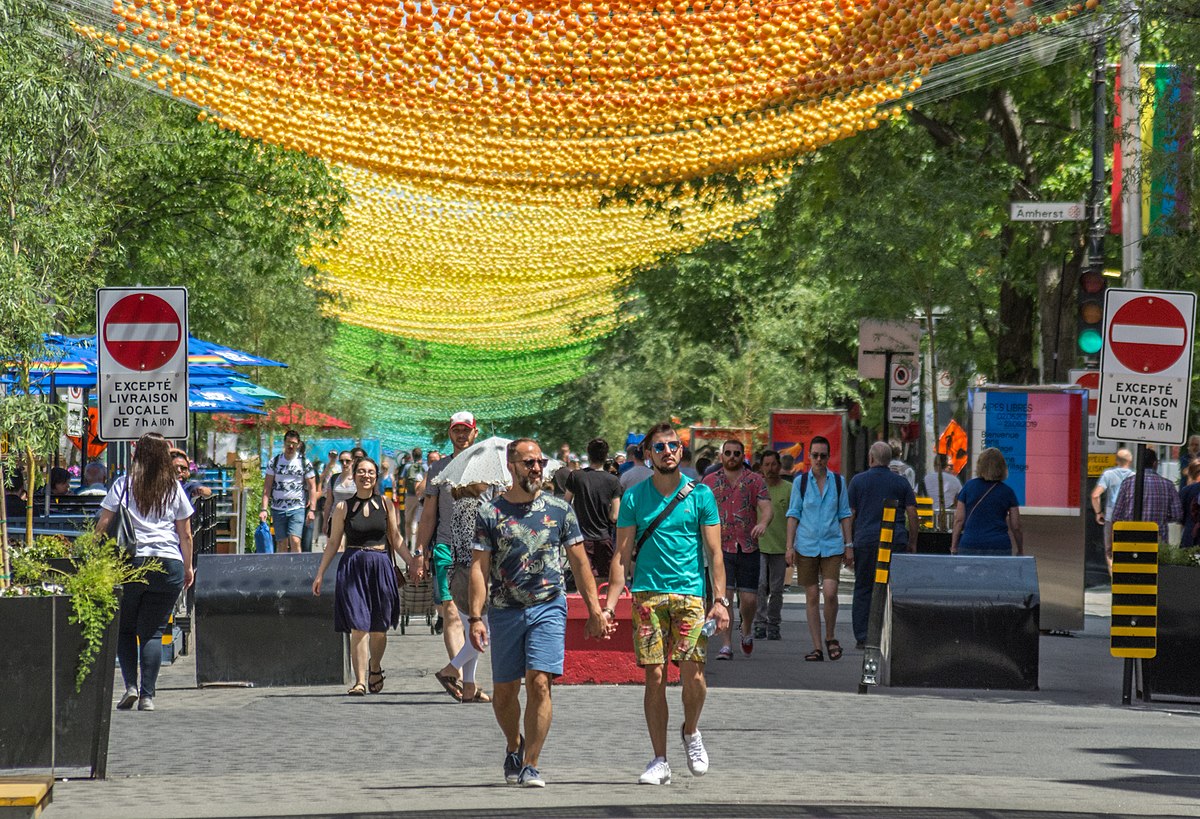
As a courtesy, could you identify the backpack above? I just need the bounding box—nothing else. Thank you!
[799,470,843,504]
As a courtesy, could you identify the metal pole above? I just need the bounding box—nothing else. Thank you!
[1088,32,1107,281]
[1118,0,1143,288]
[882,350,894,442]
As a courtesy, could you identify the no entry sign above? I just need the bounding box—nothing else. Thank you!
[97,287,189,441]
[1108,296,1188,374]
[1097,289,1195,446]
[102,292,183,372]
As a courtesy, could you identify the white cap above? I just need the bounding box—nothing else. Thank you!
[449,411,476,429]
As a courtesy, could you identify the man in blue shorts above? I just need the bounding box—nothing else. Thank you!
[467,438,609,789]
[605,422,728,786]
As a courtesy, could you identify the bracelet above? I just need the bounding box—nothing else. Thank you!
[468,615,483,623]
[602,607,615,618]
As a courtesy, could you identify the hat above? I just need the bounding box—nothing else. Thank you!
[568,454,580,463]
[449,411,476,429]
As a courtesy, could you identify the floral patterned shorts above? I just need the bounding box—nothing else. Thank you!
[631,592,707,666]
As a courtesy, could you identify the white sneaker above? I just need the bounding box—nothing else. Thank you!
[638,757,671,785]
[681,728,709,776]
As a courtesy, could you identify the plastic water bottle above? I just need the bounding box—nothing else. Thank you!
[700,618,717,638]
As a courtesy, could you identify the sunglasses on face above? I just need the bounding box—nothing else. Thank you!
[723,450,743,458]
[517,458,549,469]
[175,464,190,474]
[652,441,681,454]
[811,452,830,459]
[339,459,352,465]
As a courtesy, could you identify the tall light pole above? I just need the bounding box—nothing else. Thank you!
[1118,0,1142,289]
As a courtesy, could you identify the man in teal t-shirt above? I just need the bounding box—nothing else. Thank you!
[605,423,728,787]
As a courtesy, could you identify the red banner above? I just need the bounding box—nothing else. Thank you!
[768,410,845,474]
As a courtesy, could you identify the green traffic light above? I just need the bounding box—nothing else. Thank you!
[1078,328,1103,354]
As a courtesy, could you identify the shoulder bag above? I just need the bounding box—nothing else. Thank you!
[632,482,695,560]
[113,478,138,556]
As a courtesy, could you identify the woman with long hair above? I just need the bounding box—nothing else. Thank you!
[322,450,358,539]
[96,433,195,712]
[312,456,420,695]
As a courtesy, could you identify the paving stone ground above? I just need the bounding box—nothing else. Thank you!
[37,587,1200,818]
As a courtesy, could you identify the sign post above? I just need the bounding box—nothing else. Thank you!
[1096,288,1194,705]
[97,288,190,441]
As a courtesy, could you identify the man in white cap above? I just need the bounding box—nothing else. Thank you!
[418,411,479,698]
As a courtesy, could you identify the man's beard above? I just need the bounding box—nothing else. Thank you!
[654,463,679,475]
[520,474,541,494]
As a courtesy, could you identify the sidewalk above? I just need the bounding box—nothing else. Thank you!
[45,587,1200,818]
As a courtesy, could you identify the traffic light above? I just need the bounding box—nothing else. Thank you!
[1077,269,1106,358]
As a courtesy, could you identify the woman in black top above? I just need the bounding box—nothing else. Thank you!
[313,456,420,695]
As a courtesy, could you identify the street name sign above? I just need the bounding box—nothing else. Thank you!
[97,287,189,441]
[1009,202,1085,222]
[1096,289,1195,446]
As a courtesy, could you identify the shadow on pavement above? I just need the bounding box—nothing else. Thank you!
[234,805,1190,819]
[1063,746,1200,800]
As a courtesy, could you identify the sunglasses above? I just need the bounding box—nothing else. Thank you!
[339,459,352,465]
[811,452,829,459]
[175,464,190,473]
[518,458,549,469]
[652,441,681,454]
[723,450,744,458]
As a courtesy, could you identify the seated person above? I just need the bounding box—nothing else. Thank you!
[49,467,73,496]
[77,462,110,496]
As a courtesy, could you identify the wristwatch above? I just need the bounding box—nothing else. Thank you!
[715,596,731,608]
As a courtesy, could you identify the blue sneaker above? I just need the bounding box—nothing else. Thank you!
[503,735,524,784]
[517,764,545,788]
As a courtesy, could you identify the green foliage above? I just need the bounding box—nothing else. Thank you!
[243,468,265,553]
[1158,545,1200,567]
[3,524,161,691]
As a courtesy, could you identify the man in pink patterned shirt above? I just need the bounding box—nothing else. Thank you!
[702,440,772,659]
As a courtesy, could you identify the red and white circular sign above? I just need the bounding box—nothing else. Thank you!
[101,293,182,372]
[1073,371,1099,415]
[1108,296,1188,374]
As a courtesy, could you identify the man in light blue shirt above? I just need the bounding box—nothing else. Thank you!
[785,436,852,662]
[1090,448,1133,575]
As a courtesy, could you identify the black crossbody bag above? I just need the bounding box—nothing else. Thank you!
[632,483,695,560]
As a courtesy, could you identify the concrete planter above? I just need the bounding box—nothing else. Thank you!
[0,594,118,778]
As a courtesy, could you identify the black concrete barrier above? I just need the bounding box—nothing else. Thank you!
[885,553,1039,690]
[195,553,347,687]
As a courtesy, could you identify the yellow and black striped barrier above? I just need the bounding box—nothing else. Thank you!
[1110,521,1159,660]
[859,500,898,693]
[915,496,934,530]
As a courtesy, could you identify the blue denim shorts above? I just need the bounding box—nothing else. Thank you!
[273,506,305,540]
[488,596,567,684]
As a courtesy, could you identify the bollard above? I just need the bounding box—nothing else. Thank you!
[1110,521,1158,705]
[858,500,898,694]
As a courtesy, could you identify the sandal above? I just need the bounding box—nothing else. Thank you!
[368,667,385,694]
[348,683,367,696]
[826,639,843,661]
[434,671,464,702]
[463,689,492,703]
[805,648,825,662]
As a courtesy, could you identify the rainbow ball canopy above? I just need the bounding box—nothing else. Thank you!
[62,0,1085,444]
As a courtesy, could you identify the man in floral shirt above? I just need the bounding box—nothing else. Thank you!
[702,439,772,659]
[467,438,608,789]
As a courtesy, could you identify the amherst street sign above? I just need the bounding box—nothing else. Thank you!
[1009,202,1086,222]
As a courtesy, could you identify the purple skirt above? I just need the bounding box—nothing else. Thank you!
[334,549,400,633]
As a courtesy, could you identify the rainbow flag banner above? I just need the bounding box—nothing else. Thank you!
[1112,64,1194,237]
